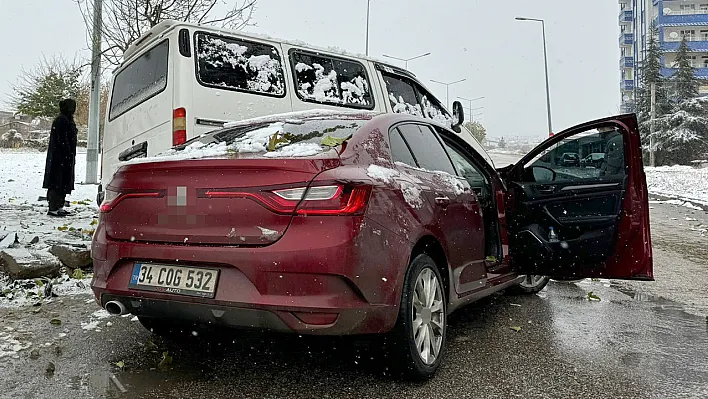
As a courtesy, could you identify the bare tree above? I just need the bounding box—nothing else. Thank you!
[76,0,257,65]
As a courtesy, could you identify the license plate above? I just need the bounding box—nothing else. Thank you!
[129,263,219,298]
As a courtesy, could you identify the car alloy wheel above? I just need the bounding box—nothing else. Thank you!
[412,267,445,365]
[389,253,447,380]
[519,275,547,289]
[509,274,551,294]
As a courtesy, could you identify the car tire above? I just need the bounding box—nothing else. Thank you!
[508,275,551,295]
[389,254,447,380]
[137,316,193,338]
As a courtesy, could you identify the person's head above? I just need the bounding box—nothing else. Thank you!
[59,98,77,116]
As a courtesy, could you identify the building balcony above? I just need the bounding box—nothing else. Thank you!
[622,80,635,90]
[661,67,708,78]
[661,13,708,25]
[619,10,633,24]
[662,39,708,52]
[620,56,635,68]
[619,33,634,46]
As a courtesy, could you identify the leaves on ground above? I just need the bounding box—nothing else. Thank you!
[71,269,85,280]
[510,326,522,332]
[587,291,601,301]
[115,360,125,370]
[49,318,62,326]
[158,351,173,369]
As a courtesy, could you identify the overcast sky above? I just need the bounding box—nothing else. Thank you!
[0,0,621,138]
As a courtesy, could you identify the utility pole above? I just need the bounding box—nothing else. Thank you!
[649,82,656,167]
[85,0,102,184]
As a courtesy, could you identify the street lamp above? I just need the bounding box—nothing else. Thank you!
[430,78,466,109]
[458,96,485,121]
[516,16,553,136]
[366,0,371,55]
[382,52,431,69]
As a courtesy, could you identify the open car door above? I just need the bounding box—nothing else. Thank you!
[503,114,653,280]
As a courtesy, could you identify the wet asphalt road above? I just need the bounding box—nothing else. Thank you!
[1,200,707,399]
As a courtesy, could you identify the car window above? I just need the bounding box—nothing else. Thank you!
[291,51,374,109]
[525,126,626,182]
[195,33,286,97]
[382,73,423,116]
[397,124,456,175]
[442,141,488,187]
[388,128,417,167]
[416,88,451,125]
[109,40,169,120]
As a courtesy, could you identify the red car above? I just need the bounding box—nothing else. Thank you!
[91,111,652,379]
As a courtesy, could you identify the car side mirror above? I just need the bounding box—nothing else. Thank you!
[529,165,556,182]
[451,101,464,133]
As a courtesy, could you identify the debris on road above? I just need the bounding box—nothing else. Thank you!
[0,248,61,280]
[49,244,92,270]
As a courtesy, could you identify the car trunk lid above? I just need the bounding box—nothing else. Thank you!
[103,154,340,246]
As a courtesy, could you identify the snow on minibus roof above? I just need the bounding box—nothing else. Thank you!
[122,20,400,71]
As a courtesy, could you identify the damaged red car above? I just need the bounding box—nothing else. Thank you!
[91,110,652,379]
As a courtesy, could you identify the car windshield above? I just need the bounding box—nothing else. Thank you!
[173,117,367,156]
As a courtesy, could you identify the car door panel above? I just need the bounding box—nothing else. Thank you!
[505,114,652,280]
[395,123,488,296]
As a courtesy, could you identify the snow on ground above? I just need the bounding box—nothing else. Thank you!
[0,149,98,205]
[645,165,708,207]
[0,149,98,307]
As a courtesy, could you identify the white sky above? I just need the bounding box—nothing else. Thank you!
[0,0,621,138]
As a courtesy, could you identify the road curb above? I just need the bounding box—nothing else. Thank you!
[648,193,708,213]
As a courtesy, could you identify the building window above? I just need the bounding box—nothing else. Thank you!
[681,30,696,40]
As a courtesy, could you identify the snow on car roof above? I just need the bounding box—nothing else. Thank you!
[222,109,379,130]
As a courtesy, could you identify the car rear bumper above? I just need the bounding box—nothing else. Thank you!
[99,293,391,335]
[91,216,408,335]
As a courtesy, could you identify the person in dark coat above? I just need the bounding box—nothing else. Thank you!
[43,98,78,217]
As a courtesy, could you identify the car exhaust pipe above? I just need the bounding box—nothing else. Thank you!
[104,300,127,316]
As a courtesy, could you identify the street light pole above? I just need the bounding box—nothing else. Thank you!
[457,96,485,122]
[430,78,466,109]
[365,0,371,56]
[516,17,553,136]
[382,52,432,69]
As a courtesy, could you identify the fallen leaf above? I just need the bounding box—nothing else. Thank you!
[587,291,601,301]
[510,326,522,332]
[158,351,173,369]
[71,269,85,280]
[115,360,125,370]
[267,131,289,151]
[49,318,62,326]
[320,134,349,147]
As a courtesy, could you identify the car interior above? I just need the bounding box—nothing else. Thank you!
[506,126,629,275]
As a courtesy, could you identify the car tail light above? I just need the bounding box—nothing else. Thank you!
[205,184,371,216]
[173,107,187,146]
[100,189,162,213]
